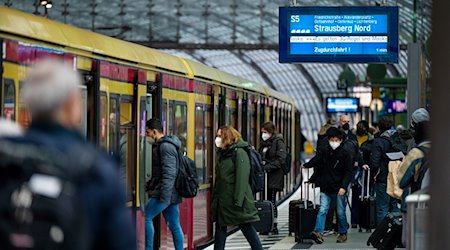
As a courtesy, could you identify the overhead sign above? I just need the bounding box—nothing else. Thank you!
[326,97,359,113]
[279,6,399,63]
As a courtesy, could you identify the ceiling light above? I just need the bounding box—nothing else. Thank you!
[40,0,48,6]
[45,1,53,9]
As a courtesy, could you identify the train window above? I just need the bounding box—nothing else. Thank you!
[119,97,134,203]
[194,104,213,185]
[2,78,15,120]
[109,95,119,156]
[250,103,257,146]
[168,102,174,135]
[18,81,31,128]
[173,102,187,154]
[205,105,213,184]
[195,104,205,183]
[99,94,107,150]
[80,87,88,138]
[161,99,167,133]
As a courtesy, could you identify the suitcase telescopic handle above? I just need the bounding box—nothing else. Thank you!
[360,168,371,200]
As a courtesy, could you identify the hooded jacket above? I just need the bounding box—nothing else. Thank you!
[258,133,287,190]
[370,129,394,183]
[148,135,182,204]
[211,139,260,226]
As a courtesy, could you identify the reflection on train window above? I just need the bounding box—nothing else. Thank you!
[109,95,119,156]
[205,105,213,184]
[2,79,15,120]
[99,94,107,150]
[18,81,31,128]
[173,102,187,154]
[226,105,237,128]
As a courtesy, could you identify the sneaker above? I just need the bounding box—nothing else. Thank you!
[310,231,324,244]
[336,234,347,243]
[323,229,336,236]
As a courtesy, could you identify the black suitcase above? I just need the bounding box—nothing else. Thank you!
[294,170,319,243]
[359,168,377,232]
[253,200,274,234]
[288,199,313,236]
[367,212,403,250]
[252,173,274,234]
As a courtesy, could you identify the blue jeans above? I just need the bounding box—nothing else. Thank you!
[314,192,348,234]
[145,198,184,250]
[374,183,400,223]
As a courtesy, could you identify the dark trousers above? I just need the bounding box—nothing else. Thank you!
[267,188,278,219]
[214,223,263,250]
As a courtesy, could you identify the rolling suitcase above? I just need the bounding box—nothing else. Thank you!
[367,212,403,250]
[295,169,319,243]
[359,168,377,232]
[288,198,312,236]
[252,173,274,234]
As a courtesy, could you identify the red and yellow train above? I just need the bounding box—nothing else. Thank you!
[0,7,303,249]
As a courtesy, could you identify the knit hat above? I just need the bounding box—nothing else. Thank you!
[412,108,430,123]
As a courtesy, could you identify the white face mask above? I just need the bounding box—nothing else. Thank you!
[215,137,222,148]
[329,141,341,150]
[261,132,271,141]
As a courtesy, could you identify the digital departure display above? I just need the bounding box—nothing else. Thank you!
[326,97,359,113]
[279,7,399,63]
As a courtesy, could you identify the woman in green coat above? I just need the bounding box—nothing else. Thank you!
[211,126,263,250]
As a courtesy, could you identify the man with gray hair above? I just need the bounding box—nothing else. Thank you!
[0,60,136,249]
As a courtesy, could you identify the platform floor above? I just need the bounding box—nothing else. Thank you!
[204,169,378,250]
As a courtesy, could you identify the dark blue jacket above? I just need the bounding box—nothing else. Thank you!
[15,121,136,250]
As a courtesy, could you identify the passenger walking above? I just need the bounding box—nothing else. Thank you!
[0,60,136,250]
[258,121,287,235]
[397,119,431,246]
[369,116,400,223]
[305,127,353,244]
[211,126,263,250]
[145,118,184,250]
[339,115,357,142]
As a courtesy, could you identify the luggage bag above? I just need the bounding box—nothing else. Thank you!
[359,168,377,232]
[294,169,319,243]
[367,212,403,250]
[252,173,274,234]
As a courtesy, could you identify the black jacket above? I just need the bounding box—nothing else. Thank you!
[370,130,394,183]
[305,144,353,194]
[258,133,287,190]
[147,135,182,204]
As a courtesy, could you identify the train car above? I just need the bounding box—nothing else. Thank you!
[0,7,303,249]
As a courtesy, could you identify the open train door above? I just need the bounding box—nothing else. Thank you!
[143,73,162,250]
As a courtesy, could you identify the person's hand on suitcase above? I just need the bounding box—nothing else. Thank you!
[362,164,370,170]
[338,188,346,196]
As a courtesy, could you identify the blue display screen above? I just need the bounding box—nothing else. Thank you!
[326,97,359,113]
[279,7,399,63]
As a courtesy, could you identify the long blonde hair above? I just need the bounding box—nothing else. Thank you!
[219,125,241,149]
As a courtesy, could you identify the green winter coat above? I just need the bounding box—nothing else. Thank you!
[211,140,260,226]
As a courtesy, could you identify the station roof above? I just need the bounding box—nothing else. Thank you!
[2,0,432,140]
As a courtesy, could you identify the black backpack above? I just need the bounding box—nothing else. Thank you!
[233,146,265,194]
[0,138,94,250]
[157,141,199,198]
[175,151,199,198]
